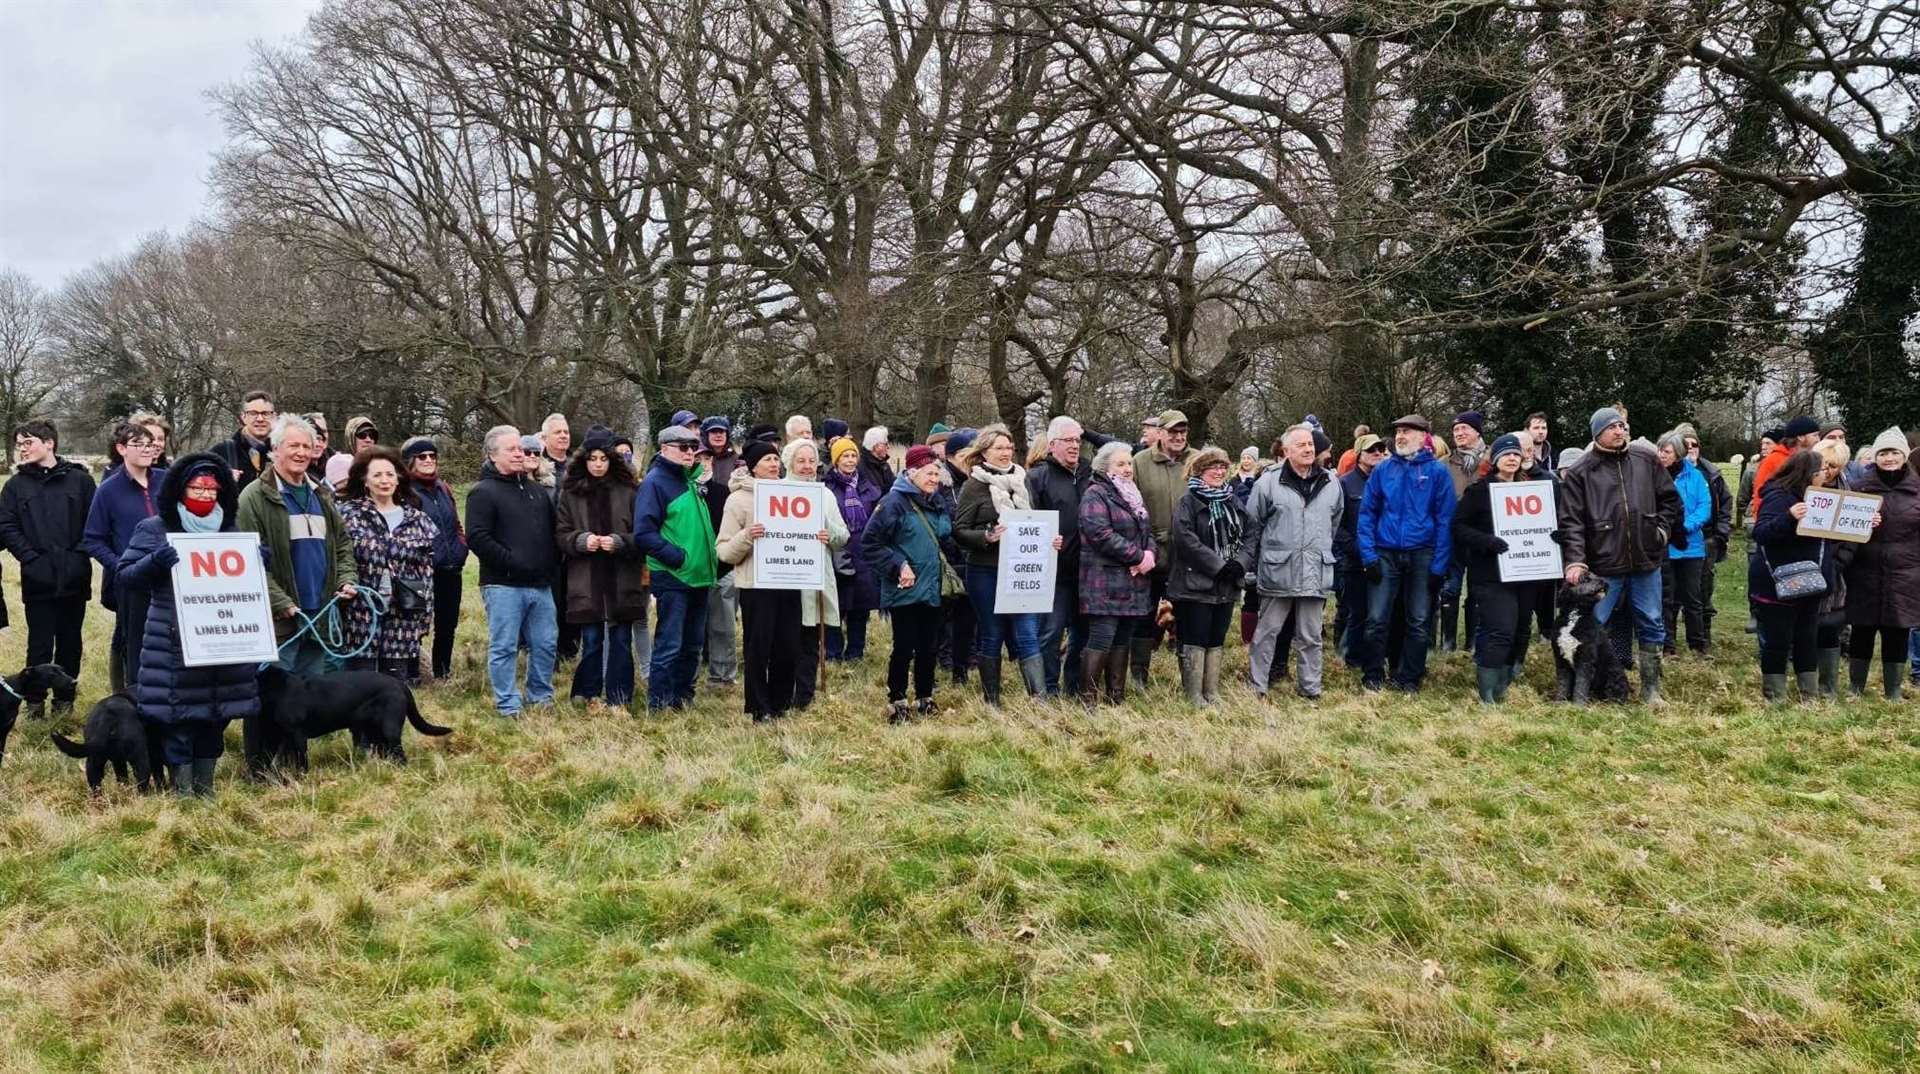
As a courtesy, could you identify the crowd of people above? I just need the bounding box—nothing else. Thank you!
[2,391,1916,797]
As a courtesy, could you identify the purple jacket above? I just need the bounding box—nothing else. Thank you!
[825,467,885,613]
[1077,473,1153,617]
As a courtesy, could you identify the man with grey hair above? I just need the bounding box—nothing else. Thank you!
[466,424,561,715]
[1237,425,1343,699]
[858,424,895,491]
[234,413,359,676]
[1026,413,1123,696]
[785,414,814,445]
[539,412,579,660]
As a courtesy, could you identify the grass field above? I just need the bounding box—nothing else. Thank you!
[2,543,1918,1073]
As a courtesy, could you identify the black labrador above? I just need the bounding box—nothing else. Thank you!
[51,691,170,794]
[0,664,79,770]
[248,667,451,777]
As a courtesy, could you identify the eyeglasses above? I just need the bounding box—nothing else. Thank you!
[243,408,276,419]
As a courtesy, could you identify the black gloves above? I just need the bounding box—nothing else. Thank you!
[1548,528,1566,546]
[1365,560,1384,586]
[1217,559,1246,586]
[153,542,180,570]
[1487,537,1509,555]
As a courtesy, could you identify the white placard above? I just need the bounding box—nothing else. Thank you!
[1491,480,1563,583]
[169,533,281,666]
[752,480,828,590]
[1798,487,1881,544]
[994,509,1058,614]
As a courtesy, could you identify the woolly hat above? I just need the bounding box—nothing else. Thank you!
[1762,427,1785,444]
[747,423,780,444]
[519,434,544,455]
[903,445,937,472]
[828,436,860,467]
[400,436,437,462]
[700,415,731,435]
[579,428,615,457]
[1489,433,1524,464]
[1240,445,1260,461]
[1871,427,1909,461]
[742,439,779,471]
[822,418,849,441]
[1589,407,1625,440]
[926,422,952,446]
[1558,447,1586,469]
[1311,428,1331,457]
[611,434,634,453]
[1452,410,1486,435]
[1781,415,1820,439]
[946,428,979,456]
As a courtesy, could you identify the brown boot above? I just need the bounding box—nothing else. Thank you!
[1105,644,1131,705]
[1079,649,1106,707]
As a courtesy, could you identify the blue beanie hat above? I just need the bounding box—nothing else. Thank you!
[1489,433,1523,464]
[822,418,849,441]
[700,415,731,435]
[946,427,979,456]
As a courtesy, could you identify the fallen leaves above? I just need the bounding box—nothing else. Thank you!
[504,935,530,951]
[1420,959,1445,986]
[1868,875,1887,893]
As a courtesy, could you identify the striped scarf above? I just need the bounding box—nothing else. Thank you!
[1186,477,1242,558]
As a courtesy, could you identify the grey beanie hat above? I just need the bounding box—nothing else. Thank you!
[1589,407,1625,440]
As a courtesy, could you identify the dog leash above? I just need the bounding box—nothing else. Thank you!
[262,587,390,668]
[0,676,23,702]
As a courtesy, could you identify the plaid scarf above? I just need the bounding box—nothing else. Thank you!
[1186,477,1242,558]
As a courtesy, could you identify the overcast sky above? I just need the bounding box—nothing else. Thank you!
[0,0,320,291]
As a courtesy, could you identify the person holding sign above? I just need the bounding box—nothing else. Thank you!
[114,455,262,798]
[717,441,830,721]
[1169,447,1248,706]
[1749,451,1845,702]
[1840,427,1915,698]
[779,438,849,710]
[954,425,1062,705]
[1451,435,1544,703]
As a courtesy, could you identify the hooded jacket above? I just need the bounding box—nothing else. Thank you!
[555,455,646,622]
[1356,448,1455,575]
[114,454,261,725]
[632,453,717,591]
[0,456,98,603]
[1667,458,1712,560]
[861,473,959,609]
[465,460,560,587]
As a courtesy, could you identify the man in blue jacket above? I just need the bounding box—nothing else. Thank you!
[1357,415,1455,692]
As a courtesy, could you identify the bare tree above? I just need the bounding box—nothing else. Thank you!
[0,271,59,452]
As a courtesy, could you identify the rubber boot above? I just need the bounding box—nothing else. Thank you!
[1795,671,1821,704]
[191,758,217,799]
[1849,657,1871,697]
[1179,646,1205,706]
[171,764,194,799]
[1106,643,1132,705]
[1437,598,1459,653]
[1637,645,1665,707]
[1079,650,1106,707]
[1201,647,1224,707]
[1475,666,1504,704]
[1128,636,1154,689]
[1762,673,1787,702]
[1508,663,1525,695]
[1017,654,1046,698]
[1816,647,1841,699]
[1885,663,1906,700]
[978,657,1002,707]
[1462,595,1479,655]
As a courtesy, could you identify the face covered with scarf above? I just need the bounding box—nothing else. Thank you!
[180,471,224,532]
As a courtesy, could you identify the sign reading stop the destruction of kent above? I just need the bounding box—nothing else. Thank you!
[993,509,1058,615]
[752,479,828,590]
[169,532,281,666]
[1490,480,1563,584]
[1797,487,1881,544]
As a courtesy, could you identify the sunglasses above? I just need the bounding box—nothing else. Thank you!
[411,451,438,461]
[356,431,379,440]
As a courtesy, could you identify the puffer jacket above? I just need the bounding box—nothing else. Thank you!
[0,457,97,602]
[1557,442,1682,576]
[1842,466,1920,627]
[1167,486,1250,604]
[861,474,959,609]
[1236,463,1344,598]
[1357,448,1455,575]
[1667,459,1712,560]
[1077,473,1154,617]
[115,455,261,725]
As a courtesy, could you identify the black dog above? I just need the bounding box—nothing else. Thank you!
[51,692,170,794]
[248,667,451,777]
[0,664,79,769]
[1551,575,1633,703]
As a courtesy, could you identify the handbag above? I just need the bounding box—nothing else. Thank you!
[389,572,432,614]
[1761,544,1827,600]
[907,503,966,599]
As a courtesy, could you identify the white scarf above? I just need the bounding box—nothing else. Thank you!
[970,461,1031,516]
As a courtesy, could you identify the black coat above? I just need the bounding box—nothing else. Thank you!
[1027,455,1092,578]
[1843,467,1920,627]
[1451,475,1517,589]
[465,462,560,587]
[1167,489,1249,604]
[0,457,97,602]
[1749,481,1839,604]
[115,455,261,726]
[209,429,268,490]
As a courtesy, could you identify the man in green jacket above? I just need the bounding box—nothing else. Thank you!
[234,415,359,675]
[1130,408,1195,684]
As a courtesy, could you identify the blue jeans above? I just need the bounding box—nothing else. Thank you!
[481,585,557,715]
[1595,567,1665,648]
[574,621,636,705]
[1039,577,1088,695]
[965,565,1041,661]
[1364,548,1436,688]
[279,629,330,677]
[648,586,710,710]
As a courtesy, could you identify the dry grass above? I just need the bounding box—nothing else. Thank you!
[1,551,1918,1072]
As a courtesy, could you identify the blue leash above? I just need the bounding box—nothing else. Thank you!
[267,587,389,667]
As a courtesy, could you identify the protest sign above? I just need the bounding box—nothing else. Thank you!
[1491,480,1563,583]
[1798,487,1881,544]
[170,533,281,666]
[752,480,829,590]
[994,509,1058,614]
